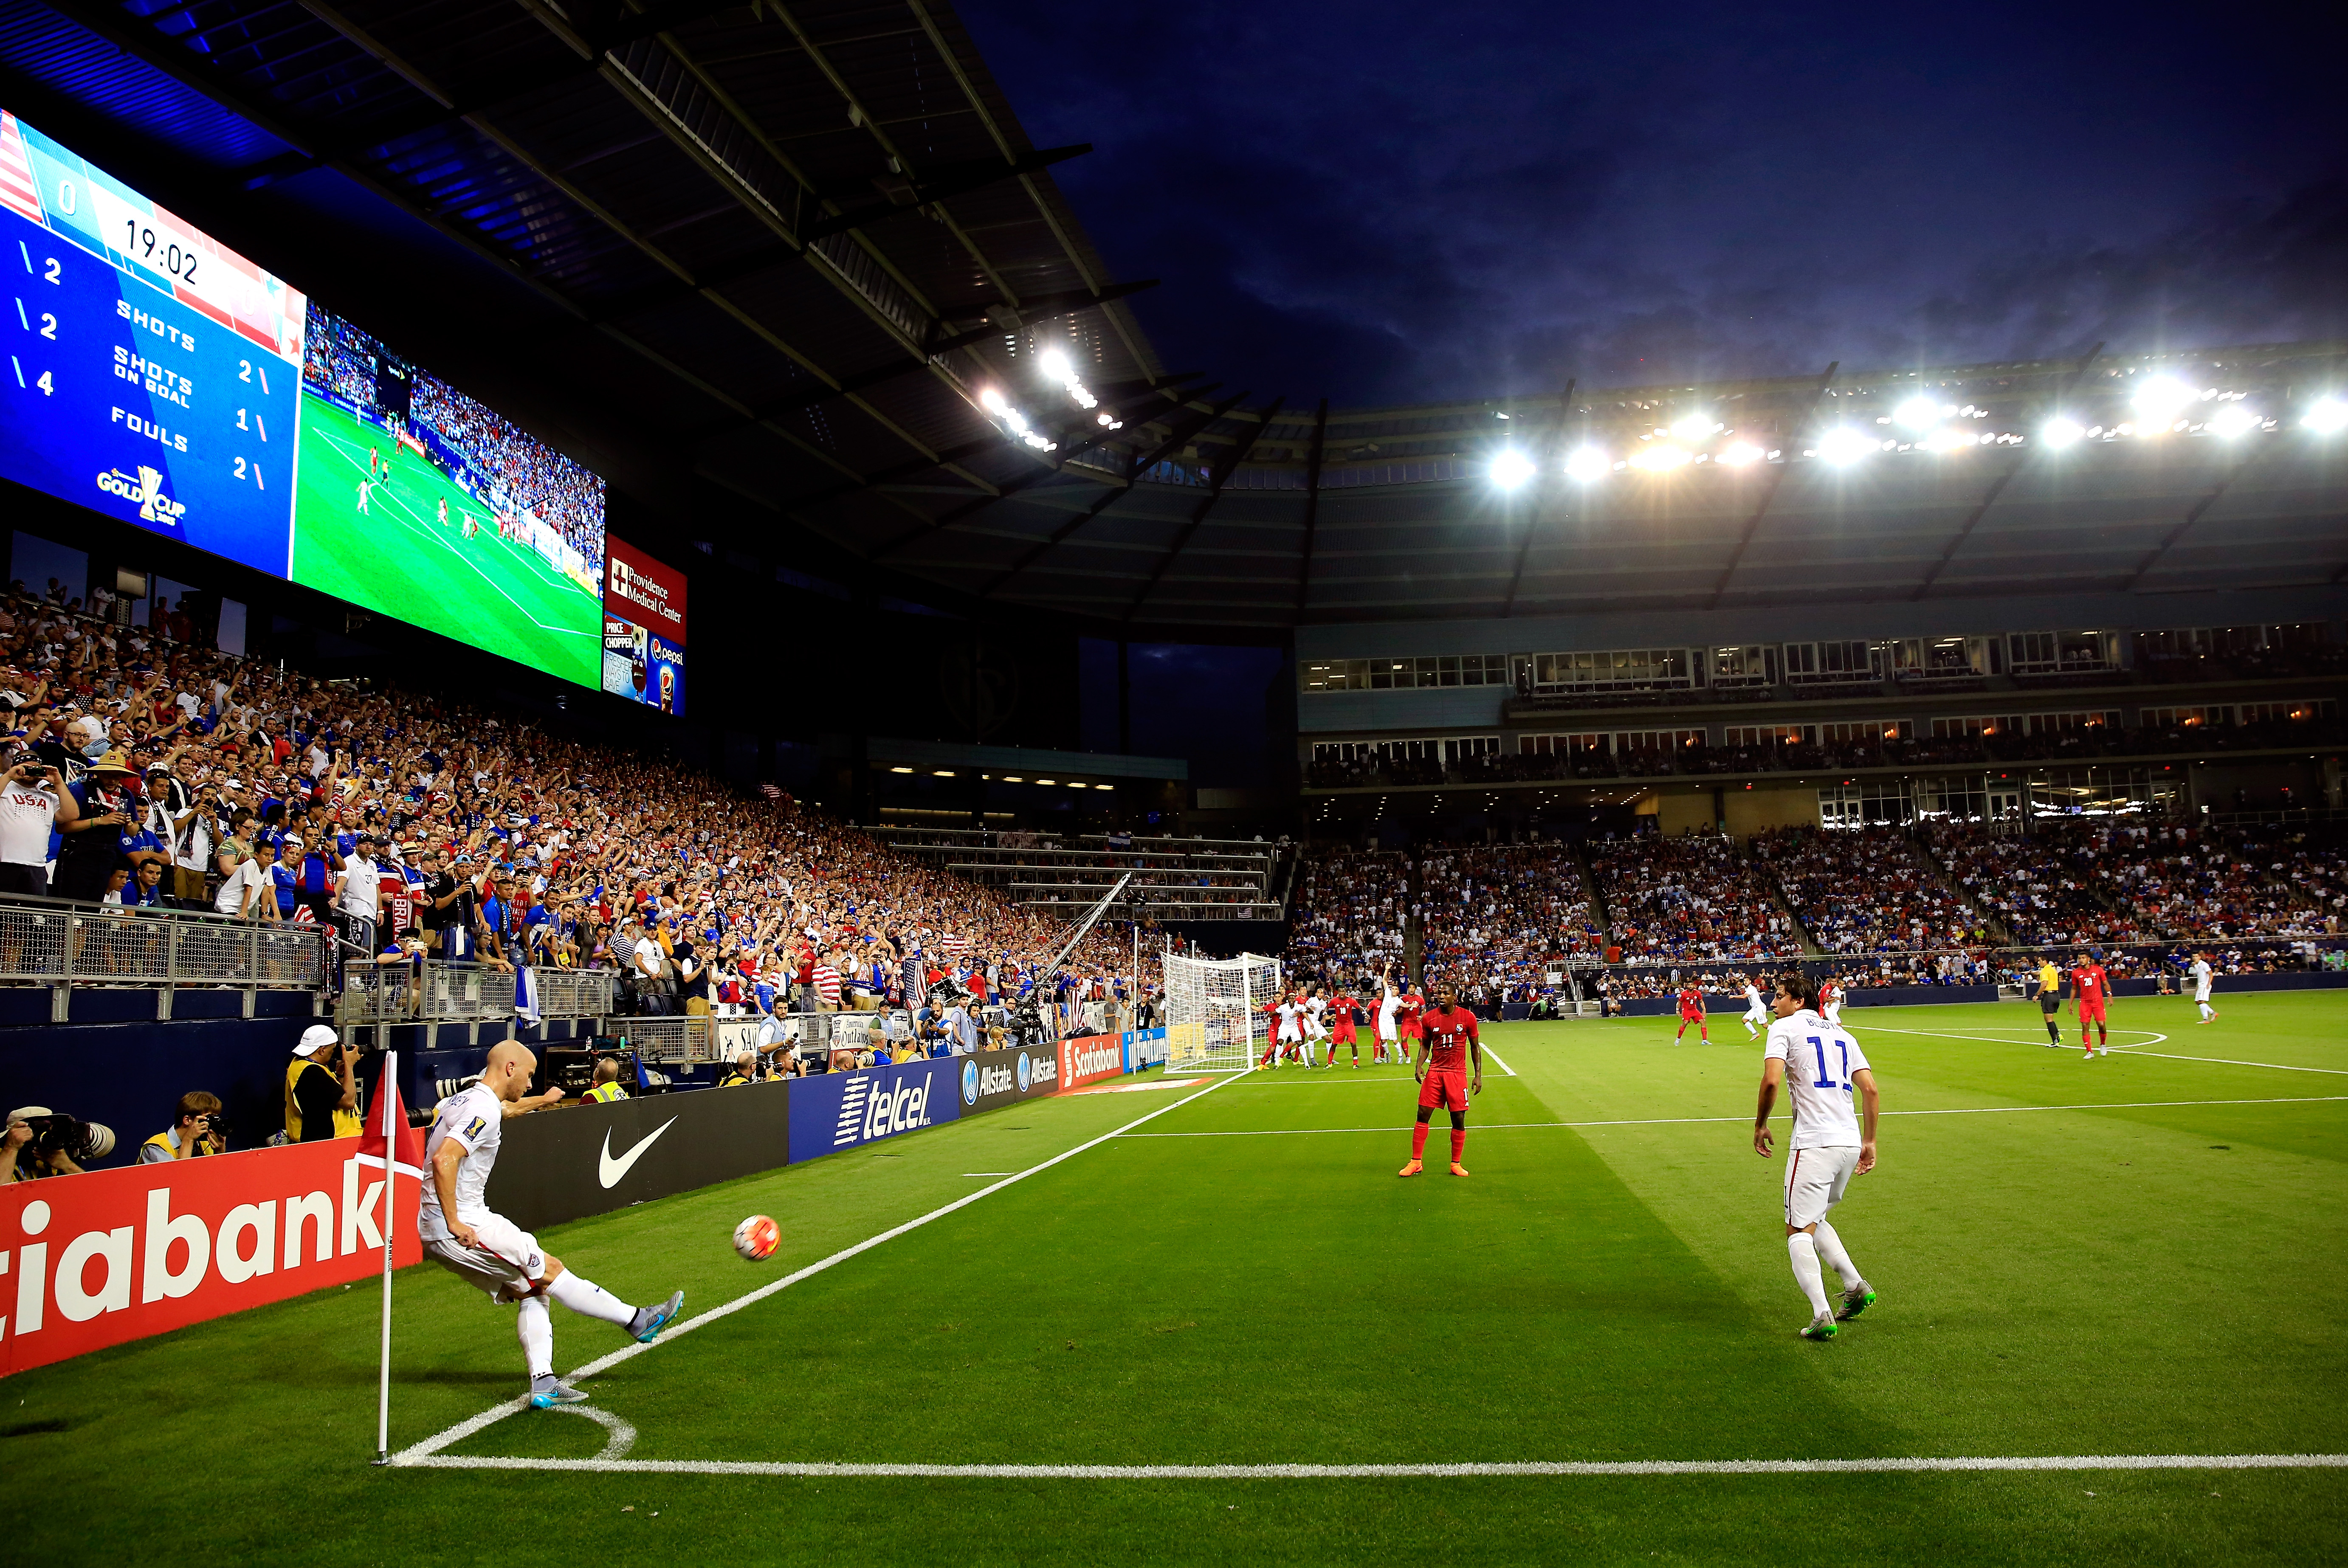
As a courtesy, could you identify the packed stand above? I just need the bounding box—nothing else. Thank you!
[2091,823,2334,940]
[1922,821,2152,947]
[1753,825,1991,954]
[1418,841,1603,996]
[1584,832,1800,962]
[0,589,1140,1036]
[1286,844,1411,980]
[410,372,605,572]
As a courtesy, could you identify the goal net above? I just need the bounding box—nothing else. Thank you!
[1163,951,1282,1073]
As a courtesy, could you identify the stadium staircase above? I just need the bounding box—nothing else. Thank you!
[1748,841,1827,957]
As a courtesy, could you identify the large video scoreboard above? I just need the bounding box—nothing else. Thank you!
[0,107,617,693]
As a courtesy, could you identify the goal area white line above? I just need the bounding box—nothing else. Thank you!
[390,1452,2348,1479]
[388,1071,1247,1469]
[1116,1095,2348,1138]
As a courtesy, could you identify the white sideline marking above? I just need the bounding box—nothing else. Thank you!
[550,1403,636,1462]
[2106,1050,2348,1076]
[1864,1025,2172,1048]
[1117,1096,2348,1138]
[1481,1047,1518,1077]
[391,1452,2348,1479]
[389,1072,1245,1467]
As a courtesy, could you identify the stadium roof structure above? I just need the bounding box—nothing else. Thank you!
[2,5,2344,638]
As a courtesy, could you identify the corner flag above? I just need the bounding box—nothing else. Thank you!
[360,1057,424,1463]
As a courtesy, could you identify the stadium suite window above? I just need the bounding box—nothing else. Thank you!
[1530,648,1691,690]
[1302,655,1506,692]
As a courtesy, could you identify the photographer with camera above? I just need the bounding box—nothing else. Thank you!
[0,745,79,896]
[284,1024,361,1143]
[3,1105,117,1181]
[138,1091,228,1163]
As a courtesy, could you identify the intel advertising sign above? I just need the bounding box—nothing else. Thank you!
[1123,1027,1170,1072]
[788,1057,961,1163]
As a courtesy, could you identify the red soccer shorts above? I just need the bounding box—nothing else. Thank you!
[1417,1070,1469,1113]
[2079,1001,2107,1023]
[1679,1009,1703,1022]
[1333,1020,1357,1043]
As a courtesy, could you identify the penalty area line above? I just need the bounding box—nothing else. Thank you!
[391,1452,2348,1479]
[388,1071,1247,1468]
[1117,1095,2348,1138]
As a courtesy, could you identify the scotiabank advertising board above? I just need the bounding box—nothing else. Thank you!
[1059,1033,1127,1092]
[0,1139,420,1378]
[601,536,687,715]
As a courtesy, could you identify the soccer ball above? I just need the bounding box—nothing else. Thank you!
[732,1214,779,1262]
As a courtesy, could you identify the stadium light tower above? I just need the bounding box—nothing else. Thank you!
[1489,448,1537,490]
[2302,398,2348,434]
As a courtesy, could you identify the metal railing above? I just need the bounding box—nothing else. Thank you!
[0,892,327,991]
[620,1015,716,1064]
[529,969,617,1020]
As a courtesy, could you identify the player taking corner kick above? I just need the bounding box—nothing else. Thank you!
[1399,982,1481,1178]
[422,1041,686,1408]
[1754,972,1879,1341]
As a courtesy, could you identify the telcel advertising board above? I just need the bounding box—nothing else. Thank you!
[0,108,608,688]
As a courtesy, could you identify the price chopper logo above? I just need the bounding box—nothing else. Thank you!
[961,1060,980,1107]
[96,465,185,529]
[1015,1052,1031,1093]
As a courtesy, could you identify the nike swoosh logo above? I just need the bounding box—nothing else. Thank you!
[597,1118,679,1189]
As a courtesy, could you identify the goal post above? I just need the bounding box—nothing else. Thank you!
[1163,951,1282,1073]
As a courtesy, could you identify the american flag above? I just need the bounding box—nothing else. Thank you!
[943,932,968,957]
[759,783,784,801]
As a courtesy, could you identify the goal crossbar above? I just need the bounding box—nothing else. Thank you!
[1162,951,1281,1073]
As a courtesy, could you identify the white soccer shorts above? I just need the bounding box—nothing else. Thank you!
[425,1211,550,1302]
[1743,1006,1767,1025]
[1278,1022,1302,1042]
[1824,1004,1843,1026]
[2194,987,2212,1002]
[1783,1144,1861,1229]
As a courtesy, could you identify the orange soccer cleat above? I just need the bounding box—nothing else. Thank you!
[1449,1163,1471,1177]
[1397,1158,1424,1177]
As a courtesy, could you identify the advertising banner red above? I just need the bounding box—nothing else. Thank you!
[1057,1033,1127,1093]
[603,536,687,641]
[0,1139,420,1378]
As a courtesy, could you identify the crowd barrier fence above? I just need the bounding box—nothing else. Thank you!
[0,892,327,1018]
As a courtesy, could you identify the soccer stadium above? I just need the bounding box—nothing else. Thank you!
[0,4,2342,1565]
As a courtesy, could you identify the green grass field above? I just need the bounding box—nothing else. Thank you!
[288,394,601,686]
[4,994,2344,1564]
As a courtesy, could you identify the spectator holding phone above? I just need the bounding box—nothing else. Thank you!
[0,746,78,895]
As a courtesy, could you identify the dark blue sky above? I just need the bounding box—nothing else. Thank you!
[960,2,2347,407]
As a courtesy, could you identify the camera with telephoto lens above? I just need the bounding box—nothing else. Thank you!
[23,1113,117,1162]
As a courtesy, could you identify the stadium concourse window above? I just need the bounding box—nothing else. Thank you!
[1529,648,1693,693]
[1302,655,1509,692]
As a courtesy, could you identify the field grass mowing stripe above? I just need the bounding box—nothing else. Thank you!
[1861,1025,2172,1047]
[1119,1096,2348,1137]
[393,1452,2348,1478]
[389,1070,1247,1467]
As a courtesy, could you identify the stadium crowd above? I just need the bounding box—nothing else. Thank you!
[1286,844,1410,980]
[1584,832,1801,962]
[1418,841,1603,995]
[0,591,1141,1041]
[1754,825,1991,953]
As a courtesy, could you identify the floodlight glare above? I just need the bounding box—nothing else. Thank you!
[2042,417,2085,448]
[1816,427,1874,465]
[1719,442,1763,466]
[1563,447,1609,482]
[979,387,1009,414]
[1669,412,1719,441]
[1489,449,1537,489]
[2302,398,2348,434]
[2131,375,2199,421]
[2207,404,2261,438]
[1894,396,1943,431]
[1627,443,1689,471]
[1039,347,1073,383]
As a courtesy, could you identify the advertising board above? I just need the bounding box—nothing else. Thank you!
[958,1043,1062,1115]
[484,1081,790,1231]
[600,536,688,714]
[0,1138,419,1377]
[787,1057,961,1163]
[1058,1033,1127,1093]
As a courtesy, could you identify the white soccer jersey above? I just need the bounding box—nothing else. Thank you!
[1764,1009,1870,1149]
[1275,999,1302,1040]
[1377,989,1401,1039]
[2190,960,2213,999]
[1303,996,1328,1037]
[419,1083,504,1241]
[1742,984,1765,1016]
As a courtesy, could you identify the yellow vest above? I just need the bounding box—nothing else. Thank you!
[284,1058,364,1141]
[585,1081,628,1103]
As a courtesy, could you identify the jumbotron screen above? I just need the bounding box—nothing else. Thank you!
[0,108,605,688]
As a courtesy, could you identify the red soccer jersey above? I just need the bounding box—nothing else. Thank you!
[1420,1004,1479,1073]
[1400,993,1426,1036]
[2071,964,2109,1005]
[1678,986,1703,1015]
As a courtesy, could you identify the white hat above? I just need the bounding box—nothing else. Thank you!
[293,1024,341,1058]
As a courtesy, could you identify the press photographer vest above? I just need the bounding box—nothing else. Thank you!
[283,1058,363,1141]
